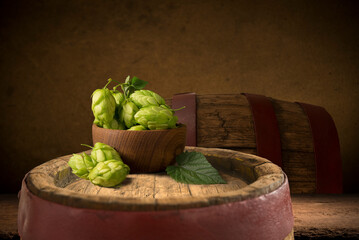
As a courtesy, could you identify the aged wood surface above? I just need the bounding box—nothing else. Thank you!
[26,147,284,211]
[0,194,18,240]
[2,194,359,239]
[167,94,317,193]
[292,194,359,239]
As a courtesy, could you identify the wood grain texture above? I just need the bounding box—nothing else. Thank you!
[26,147,285,211]
[292,194,359,239]
[0,194,18,240]
[167,94,317,193]
[92,124,186,173]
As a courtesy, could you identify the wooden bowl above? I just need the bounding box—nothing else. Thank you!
[92,124,186,173]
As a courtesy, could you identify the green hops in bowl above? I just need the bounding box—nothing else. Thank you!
[91,79,117,128]
[134,105,178,130]
[90,76,183,130]
[130,89,167,108]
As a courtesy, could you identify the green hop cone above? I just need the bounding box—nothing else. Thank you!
[68,153,96,179]
[134,105,178,130]
[128,125,147,131]
[119,100,139,128]
[110,89,125,108]
[88,160,130,187]
[130,90,167,108]
[102,118,125,130]
[110,88,125,121]
[91,81,116,127]
[83,142,122,163]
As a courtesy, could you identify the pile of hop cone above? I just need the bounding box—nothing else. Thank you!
[91,76,181,130]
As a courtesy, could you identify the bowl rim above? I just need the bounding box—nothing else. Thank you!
[92,123,186,132]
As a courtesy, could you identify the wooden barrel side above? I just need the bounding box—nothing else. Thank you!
[26,147,285,211]
[167,94,317,193]
[19,170,294,240]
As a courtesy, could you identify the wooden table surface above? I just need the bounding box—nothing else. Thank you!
[1,194,359,240]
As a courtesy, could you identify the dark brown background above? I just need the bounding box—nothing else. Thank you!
[0,0,358,193]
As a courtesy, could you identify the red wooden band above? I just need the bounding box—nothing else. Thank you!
[296,102,343,193]
[242,93,283,168]
[172,92,197,146]
[18,175,293,240]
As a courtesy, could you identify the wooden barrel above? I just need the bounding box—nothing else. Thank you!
[169,93,343,194]
[18,147,294,240]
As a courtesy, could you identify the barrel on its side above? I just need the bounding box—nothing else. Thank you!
[169,93,343,194]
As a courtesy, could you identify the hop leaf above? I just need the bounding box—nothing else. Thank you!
[88,160,130,187]
[166,151,226,184]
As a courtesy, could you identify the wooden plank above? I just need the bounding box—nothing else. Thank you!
[271,99,313,152]
[291,194,359,239]
[0,194,18,240]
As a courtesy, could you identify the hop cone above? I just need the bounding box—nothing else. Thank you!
[130,90,167,108]
[128,125,147,131]
[91,142,122,163]
[134,106,178,130]
[92,88,116,127]
[110,89,125,107]
[68,153,96,179]
[103,118,125,130]
[88,160,130,187]
[119,100,139,128]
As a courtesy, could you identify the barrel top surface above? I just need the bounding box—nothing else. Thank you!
[26,147,285,211]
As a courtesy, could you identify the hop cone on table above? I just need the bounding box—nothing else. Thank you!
[134,105,178,130]
[89,142,122,163]
[88,160,130,187]
[130,90,167,108]
[68,153,96,179]
[119,100,139,128]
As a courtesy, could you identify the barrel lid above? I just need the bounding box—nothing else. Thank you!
[26,147,285,211]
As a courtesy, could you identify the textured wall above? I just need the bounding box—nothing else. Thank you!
[1,0,358,193]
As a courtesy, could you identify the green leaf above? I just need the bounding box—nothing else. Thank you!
[125,76,131,84]
[166,151,226,184]
[131,76,148,90]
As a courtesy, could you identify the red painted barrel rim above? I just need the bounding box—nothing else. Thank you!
[18,173,293,240]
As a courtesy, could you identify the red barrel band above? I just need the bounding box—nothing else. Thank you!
[242,93,283,168]
[172,92,197,146]
[297,102,343,194]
